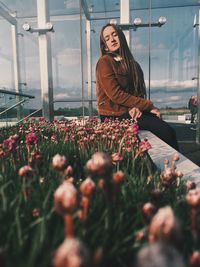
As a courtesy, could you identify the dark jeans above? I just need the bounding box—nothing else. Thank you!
[191,112,197,123]
[100,112,179,151]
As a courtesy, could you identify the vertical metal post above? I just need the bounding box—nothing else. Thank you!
[178,40,183,81]
[11,24,22,119]
[54,55,59,88]
[148,0,152,100]
[196,10,200,144]
[86,20,92,116]
[37,0,54,121]
[18,33,27,88]
[120,0,130,46]
[79,0,85,118]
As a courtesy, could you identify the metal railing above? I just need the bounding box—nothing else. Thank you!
[16,108,42,124]
[0,88,35,125]
[54,98,97,117]
[0,89,34,99]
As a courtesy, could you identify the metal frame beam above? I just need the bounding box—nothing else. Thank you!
[196,9,200,143]
[80,0,91,20]
[37,0,54,121]
[0,5,22,119]
[0,6,17,25]
[86,20,93,116]
[120,0,130,46]
[11,24,22,118]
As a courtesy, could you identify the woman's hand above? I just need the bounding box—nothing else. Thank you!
[150,108,161,118]
[129,107,142,122]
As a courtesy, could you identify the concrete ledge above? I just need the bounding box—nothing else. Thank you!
[139,130,200,185]
[0,121,17,127]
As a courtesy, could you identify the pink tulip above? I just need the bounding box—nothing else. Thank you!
[52,154,68,171]
[80,177,96,198]
[189,251,200,267]
[54,181,78,238]
[18,165,33,177]
[148,206,181,247]
[54,181,78,215]
[112,171,125,184]
[86,152,112,177]
[53,238,90,267]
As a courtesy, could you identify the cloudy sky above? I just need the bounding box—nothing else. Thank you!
[0,1,199,110]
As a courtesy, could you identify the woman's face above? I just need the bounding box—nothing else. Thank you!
[103,26,120,53]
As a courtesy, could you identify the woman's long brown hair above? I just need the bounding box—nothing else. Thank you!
[100,23,146,98]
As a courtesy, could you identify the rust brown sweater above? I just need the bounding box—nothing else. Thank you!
[96,54,154,116]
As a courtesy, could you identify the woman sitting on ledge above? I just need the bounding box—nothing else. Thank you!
[95,23,179,151]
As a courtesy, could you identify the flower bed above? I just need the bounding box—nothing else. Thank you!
[0,117,199,267]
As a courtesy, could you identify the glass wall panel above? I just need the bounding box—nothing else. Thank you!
[51,15,88,115]
[0,19,19,124]
[90,5,199,117]
[0,0,88,118]
[0,19,14,89]
[130,6,198,113]
[17,20,40,115]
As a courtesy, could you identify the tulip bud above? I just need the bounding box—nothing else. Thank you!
[18,165,33,177]
[148,206,182,248]
[189,251,200,267]
[53,238,90,267]
[80,177,96,197]
[54,181,78,215]
[52,154,68,171]
[186,180,196,190]
[142,202,156,221]
[172,152,180,162]
[112,171,125,184]
[186,188,200,208]
[86,152,112,177]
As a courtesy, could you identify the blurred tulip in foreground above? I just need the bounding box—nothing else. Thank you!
[53,238,90,267]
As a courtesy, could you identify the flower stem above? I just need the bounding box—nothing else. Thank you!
[64,214,73,238]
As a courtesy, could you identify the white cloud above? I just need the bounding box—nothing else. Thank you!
[149,79,195,89]
[156,95,182,103]
[132,37,147,50]
[132,36,166,51]
[168,95,182,101]
[56,48,81,66]
[64,0,79,9]
[55,93,71,99]
[157,43,166,49]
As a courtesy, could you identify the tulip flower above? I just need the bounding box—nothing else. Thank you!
[148,206,182,248]
[18,165,33,201]
[86,152,112,178]
[52,154,68,171]
[189,251,200,267]
[186,180,196,190]
[160,156,183,187]
[53,237,90,267]
[79,177,96,221]
[54,181,78,237]
[142,202,156,222]
[186,188,200,238]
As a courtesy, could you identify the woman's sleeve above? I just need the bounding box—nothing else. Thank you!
[96,56,154,111]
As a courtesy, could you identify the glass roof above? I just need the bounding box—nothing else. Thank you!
[82,0,200,20]
[0,0,80,18]
[84,0,200,12]
[0,0,200,19]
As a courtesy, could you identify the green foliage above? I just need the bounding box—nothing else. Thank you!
[54,107,98,116]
